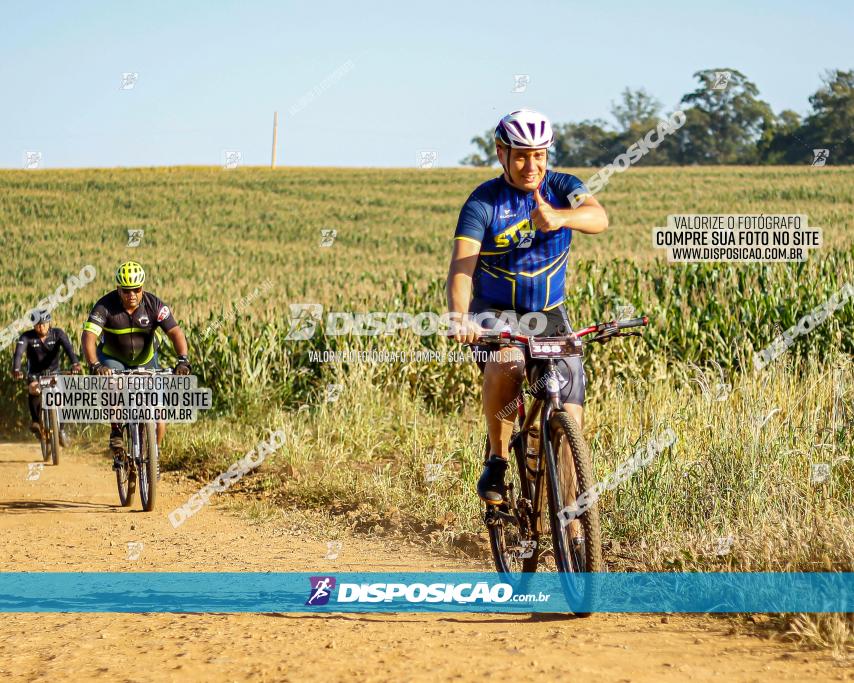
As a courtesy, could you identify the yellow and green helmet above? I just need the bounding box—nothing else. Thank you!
[115,261,146,288]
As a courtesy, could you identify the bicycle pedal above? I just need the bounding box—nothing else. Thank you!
[484,507,505,526]
[111,451,127,471]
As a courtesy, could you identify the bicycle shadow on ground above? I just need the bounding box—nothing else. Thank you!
[0,499,116,513]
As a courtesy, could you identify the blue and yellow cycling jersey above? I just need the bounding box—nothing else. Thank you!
[454,170,590,312]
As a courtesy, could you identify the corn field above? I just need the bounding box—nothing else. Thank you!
[0,166,851,649]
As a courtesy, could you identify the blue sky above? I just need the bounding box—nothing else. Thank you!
[2,0,851,168]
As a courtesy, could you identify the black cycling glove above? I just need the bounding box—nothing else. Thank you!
[174,355,191,375]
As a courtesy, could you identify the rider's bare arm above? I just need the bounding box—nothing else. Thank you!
[166,326,189,357]
[81,330,99,367]
[446,238,483,343]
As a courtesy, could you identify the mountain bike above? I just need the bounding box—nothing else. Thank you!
[475,316,648,614]
[27,371,75,466]
[112,368,171,512]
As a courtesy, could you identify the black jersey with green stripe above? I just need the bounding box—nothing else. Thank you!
[454,170,589,311]
[83,291,177,366]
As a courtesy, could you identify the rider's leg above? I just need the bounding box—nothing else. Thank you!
[483,347,526,458]
[97,353,127,456]
[27,381,40,419]
[479,347,526,504]
[27,380,41,435]
[156,422,165,446]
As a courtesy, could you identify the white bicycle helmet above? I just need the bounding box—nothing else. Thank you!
[494,109,554,149]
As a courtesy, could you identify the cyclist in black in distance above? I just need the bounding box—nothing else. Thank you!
[11,310,82,443]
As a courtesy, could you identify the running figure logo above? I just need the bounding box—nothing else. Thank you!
[127,229,144,247]
[120,72,139,90]
[306,576,337,605]
[812,149,829,167]
[711,71,731,90]
[516,229,535,249]
[512,74,530,93]
[285,303,323,340]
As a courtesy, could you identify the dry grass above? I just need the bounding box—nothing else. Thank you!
[1,166,851,652]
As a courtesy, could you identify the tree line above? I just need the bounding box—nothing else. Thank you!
[461,68,853,166]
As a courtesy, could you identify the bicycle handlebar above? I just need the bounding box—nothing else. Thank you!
[473,315,649,346]
[110,368,174,375]
[574,315,649,338]
[17,369,79,384]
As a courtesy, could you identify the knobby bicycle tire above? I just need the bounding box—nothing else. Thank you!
[48,409,61,466]
[139,422,158,512]
[545,411,602,615]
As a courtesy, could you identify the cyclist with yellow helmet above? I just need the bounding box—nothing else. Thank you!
[81,261,190,462]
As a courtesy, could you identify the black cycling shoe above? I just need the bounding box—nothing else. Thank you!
[30,422,41,439]
[477,455,508,505]
[109,434,125,471]
[111,452,126,471]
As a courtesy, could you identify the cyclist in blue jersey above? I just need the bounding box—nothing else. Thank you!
[447,109,609,504]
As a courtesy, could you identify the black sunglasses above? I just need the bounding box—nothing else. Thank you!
[119,287,142,294]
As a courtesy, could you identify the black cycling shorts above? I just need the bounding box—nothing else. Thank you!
[468,297,586,406]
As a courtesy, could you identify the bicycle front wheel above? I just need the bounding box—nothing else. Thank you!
[48,409,61,466]
[138,422,158,512]
[545,411,602,614]
[117,426,137,507]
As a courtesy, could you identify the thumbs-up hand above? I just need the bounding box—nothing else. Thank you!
[531,188,563,232]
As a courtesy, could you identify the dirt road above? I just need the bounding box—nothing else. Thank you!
[0,441,849,682]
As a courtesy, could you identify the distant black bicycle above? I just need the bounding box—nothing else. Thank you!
[111,368,172,512]
[26,371,75,466]
[474,316,648,614]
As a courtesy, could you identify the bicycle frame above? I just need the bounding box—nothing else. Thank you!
[499,358,571,545]
[126,423,143,464]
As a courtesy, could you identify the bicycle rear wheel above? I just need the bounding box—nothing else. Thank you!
[138,422,158,512]
[487,430,540,575]
[48,409,61,466]
[545,411,602,615]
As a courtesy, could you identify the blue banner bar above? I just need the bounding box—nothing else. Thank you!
[0,573,851,613]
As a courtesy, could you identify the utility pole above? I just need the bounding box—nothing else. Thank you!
[271,111,279,168]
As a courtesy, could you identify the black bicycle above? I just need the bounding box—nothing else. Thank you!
[475,316,648,614]
[27,371,75,466]
[111,368,171,512]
